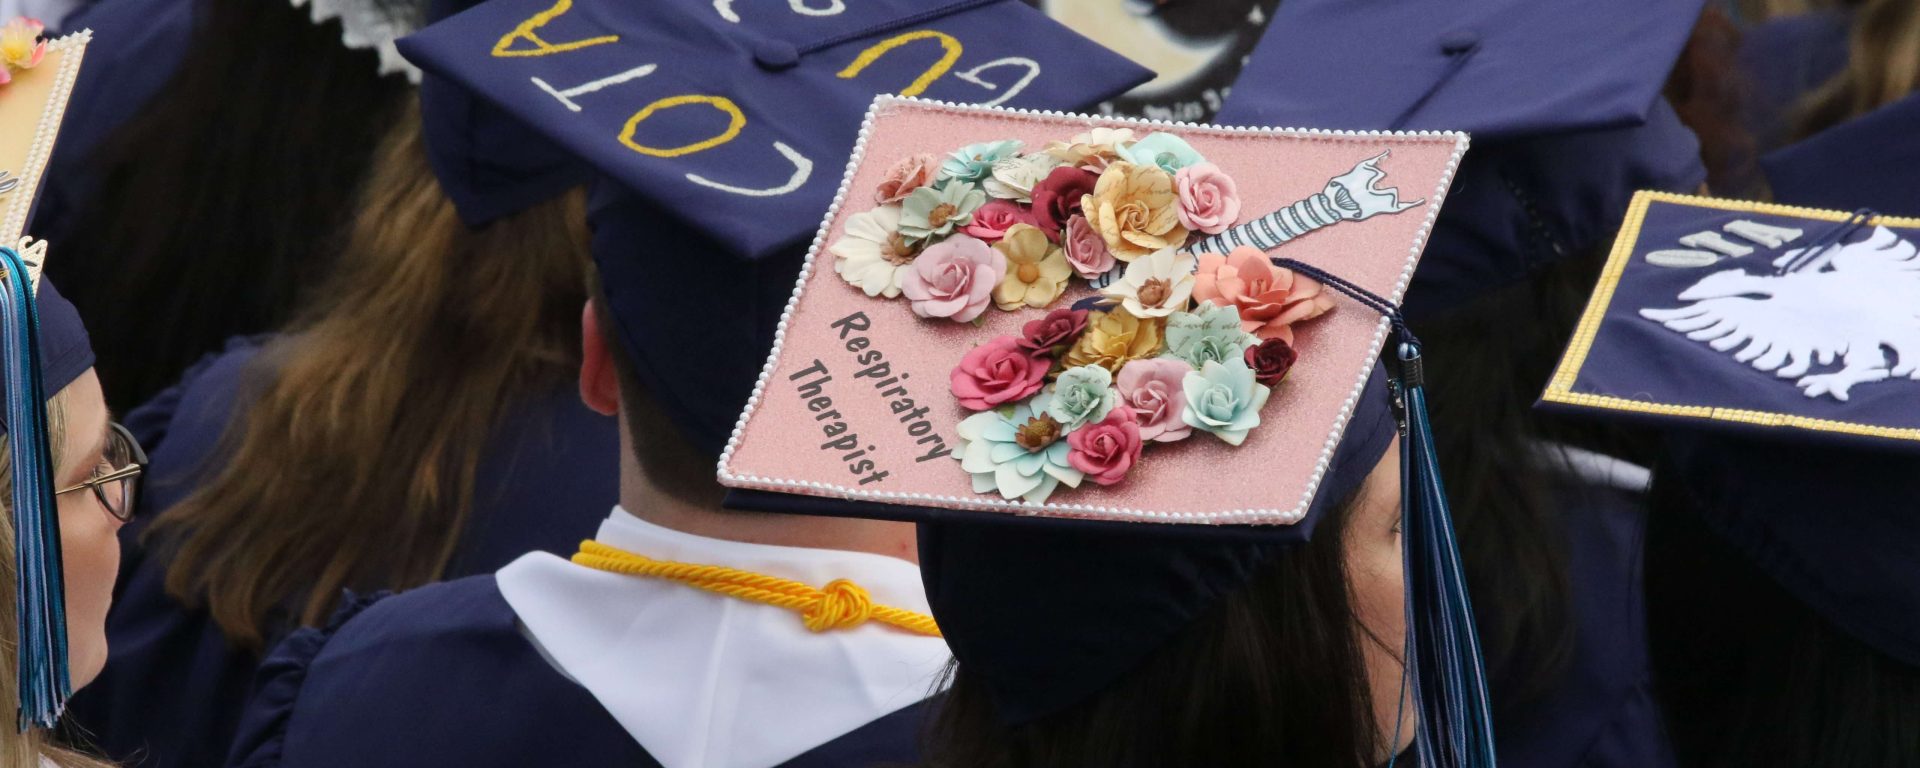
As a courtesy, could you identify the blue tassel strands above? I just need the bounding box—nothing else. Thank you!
[0,246,69,731]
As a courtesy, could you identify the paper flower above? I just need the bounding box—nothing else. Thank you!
[939,140,1024,186]
[1029,166,1099,235]
[1045,127,1136,171]
[1173,162,1241,235]
[899,234,1005,323]
[900,181,987,242]
[982,153,1057,203]
[874,153,940,205]
[951,337,1051,411]
[1064,307,1164,374]
[0,17,45,81]
[1043,365,1117,432]
[992,224,1073,311]
[1161,303,1259,369]
[829,205,918,298]
[1116,358,1192,443]
[961,199,1031,243]
[1191,247,1337,343]
[1118,132,1204,174]
[1081,161,1190,263]
[1181,358,1270,446]
[1244,338,1298,386]
[1062,214,1116,280]
[956,402,1084,504]
[1066,408,1143,486]
[1017,307,1089,356]
[1100,246,1195,318]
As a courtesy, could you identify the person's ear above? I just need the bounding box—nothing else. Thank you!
[580,301,620,416]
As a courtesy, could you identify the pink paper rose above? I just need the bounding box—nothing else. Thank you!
[874,153,940,204]
[1115,358,1192,442]
[1173,162,1241,235]
[900,235,1006,323]
[1191,246,1336,343]
[951,337,1051,411]
[1067,408,1144,486]
[1062,214,1116,280]
[1018,307,1090,356]
[962,199,1032,243]
[1029,166,1100,236]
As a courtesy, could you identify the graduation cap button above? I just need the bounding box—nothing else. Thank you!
[753,39,800,71]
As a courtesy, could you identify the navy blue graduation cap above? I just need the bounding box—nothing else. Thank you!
[1541,192,1920,664]
[0,29,103,729]
[1762,91,1920,217]
[1216,0,1709,317]
[418,0,589,226]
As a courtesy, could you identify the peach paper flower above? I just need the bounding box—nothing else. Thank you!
[874,153,940,204]
[1081,161,1189,263]
[1191,247,1336,343]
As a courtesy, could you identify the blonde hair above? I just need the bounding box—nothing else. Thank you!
[1792,0,1920,139]
[0,392,115,766]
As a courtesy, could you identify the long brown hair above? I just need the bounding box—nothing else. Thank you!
[143,103,591,649]
[1793,0,1920,139]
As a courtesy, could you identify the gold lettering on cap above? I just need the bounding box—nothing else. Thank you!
[835,30,961,98]
[493,0,619,58]
[620,95,746,158]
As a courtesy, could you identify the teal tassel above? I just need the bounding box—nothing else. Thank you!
[1395,339,1496,767]
[0,246,69,731]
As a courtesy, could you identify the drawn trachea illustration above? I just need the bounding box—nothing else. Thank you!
[1189,150,1423,254]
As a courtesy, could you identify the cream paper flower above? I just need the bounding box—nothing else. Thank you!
[981,153,1059,203]
[1045,127,1136,172]
[830,205,918,298]
[1100,246,1195,318]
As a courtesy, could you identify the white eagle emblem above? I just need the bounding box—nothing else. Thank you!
[1639,225,1920,402]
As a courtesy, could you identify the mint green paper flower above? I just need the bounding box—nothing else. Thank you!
[939,140,1024,186]
[956,401,1084,504]
[1161,303,1259,368]
[899,181,987,242]
[1118,132,1204,174]
[1181,357,1270,446]
[1043,365,1117,432]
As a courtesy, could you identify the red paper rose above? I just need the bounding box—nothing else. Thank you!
[1017,308,1090,356]
[1029,166,1099,237]
[961,199,1032,243]
[951,337,1052,411]
[1066,408,1143,486]
[1244,337,1298,386]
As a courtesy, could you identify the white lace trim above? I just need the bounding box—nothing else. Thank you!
[288,0,423,82]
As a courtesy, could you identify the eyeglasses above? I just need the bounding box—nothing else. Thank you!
[55,423,146,523]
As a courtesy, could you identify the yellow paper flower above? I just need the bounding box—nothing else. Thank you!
[0,17,45,78]
[1080,161,1189,263]
[992,223,1073,310]
[1063,306,1165,375]
[1045,127,1135,171]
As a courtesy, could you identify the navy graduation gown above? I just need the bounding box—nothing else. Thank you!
[226,575,932,768]
[66,337,619,768]
[1738,9,1852,154]
[1492,474,1675,768]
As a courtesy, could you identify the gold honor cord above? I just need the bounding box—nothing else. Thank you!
[571,540,942,637]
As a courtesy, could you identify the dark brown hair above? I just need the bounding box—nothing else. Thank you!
[144,105,592,648]
[1645,470,1920,767]
[1792,0,1920,140]
[919,494,1388,768]
[1666,6,1759,196]
[43,0,413,413]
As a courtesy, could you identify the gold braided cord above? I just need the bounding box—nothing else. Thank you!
[570,540,942,637]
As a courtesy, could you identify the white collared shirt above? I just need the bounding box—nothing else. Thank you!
[497,507,951,768]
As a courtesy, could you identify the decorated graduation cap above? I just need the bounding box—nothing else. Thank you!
[1540,191,1920,665]
[415,0,588,226]
[0,27,100,728]
[1215,0,1708,317]
[399,0,1154,454]
[716,98,1498,763]
[1761,92,1920,217]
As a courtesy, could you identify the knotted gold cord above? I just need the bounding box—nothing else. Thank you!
[570,540,942,637]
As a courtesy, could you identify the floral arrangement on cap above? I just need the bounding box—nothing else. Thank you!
[828,128,1335,504]
[0,18,44,86]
